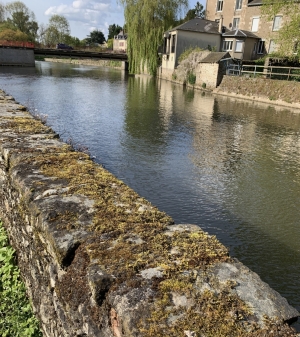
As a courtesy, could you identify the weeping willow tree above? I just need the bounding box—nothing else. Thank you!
[261,0,300,57]
[119,0,188,75]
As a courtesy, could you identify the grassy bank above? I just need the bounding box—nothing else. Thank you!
[0,221,42,337]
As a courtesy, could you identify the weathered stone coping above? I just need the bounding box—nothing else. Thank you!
[0,90,299,337]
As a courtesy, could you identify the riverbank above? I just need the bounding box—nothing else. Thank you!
[214,75,300,111]
[42,57,122,68]
[0,89,299,336]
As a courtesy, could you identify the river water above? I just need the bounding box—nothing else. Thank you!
[0,61,299,329]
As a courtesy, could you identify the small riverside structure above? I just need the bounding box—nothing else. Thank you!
[0,90,299,336]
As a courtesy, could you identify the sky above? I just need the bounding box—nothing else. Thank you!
[8,0,205,40]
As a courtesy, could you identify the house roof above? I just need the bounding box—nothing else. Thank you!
[222,29,259,38]
[247,0,263,6]
[200,52,231,63]
[168,18,221,35]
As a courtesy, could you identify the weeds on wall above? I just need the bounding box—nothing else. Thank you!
[0,221,42,337]
[187,71,196,85]
[178,46,203,63]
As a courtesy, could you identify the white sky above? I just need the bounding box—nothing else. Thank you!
[6,0,205,40]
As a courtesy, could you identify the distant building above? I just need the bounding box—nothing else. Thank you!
[113,31,127,52]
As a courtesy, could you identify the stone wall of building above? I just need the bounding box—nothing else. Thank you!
[0,90,299,337]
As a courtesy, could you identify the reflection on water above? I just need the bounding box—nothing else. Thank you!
[0,62,299,329]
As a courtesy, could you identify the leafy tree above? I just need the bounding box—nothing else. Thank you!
[5,1,38,41]
[85,29,105,45]
[0,2,5,22]
[64,34,85,48]
[261,1,300,58]
[45,14,70,45]
[119,0,188,75]
[108,23,122,40]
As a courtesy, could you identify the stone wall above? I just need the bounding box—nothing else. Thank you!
[0,48,35,66]
[215,75,300,109]
[44,57,122,68]
[0,90,299,337]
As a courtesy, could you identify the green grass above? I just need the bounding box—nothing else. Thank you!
[0,221,42,337]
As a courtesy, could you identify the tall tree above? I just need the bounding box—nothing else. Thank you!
[86,29,105,45]
[5,1,38,41]
[108,23,122,39]
[46,14,70,44]
[184,1,205,21]
[261,1,300,57]
[0,2,5,22]
[119,0,188,75]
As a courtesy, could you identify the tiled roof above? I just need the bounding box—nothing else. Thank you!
[168,18,221,35]
[200,52,231,63]
[222,29,259,38]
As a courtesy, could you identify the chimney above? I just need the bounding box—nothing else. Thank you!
[218,15,223,33]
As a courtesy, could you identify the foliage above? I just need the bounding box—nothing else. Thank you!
[181,1,205,22]
[108,23,122,40]
[85,29,105,45]
[119,0,188,75]
[0,221,42,337]
[5,1,38,41]
[42,14,70,46]
[106,38,113,49]
[261,1,300,57]
[64,34,85,48]
[178,46,203,63]
[187,71,196,84]
[0,27,28,40]
[0,2,5,22]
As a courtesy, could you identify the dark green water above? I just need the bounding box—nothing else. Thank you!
[0,61,299,329]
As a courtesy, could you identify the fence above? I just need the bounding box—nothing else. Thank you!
[240,64,300,81]
[0,40,35,49]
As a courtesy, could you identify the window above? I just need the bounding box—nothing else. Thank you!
[251,17,260,32]
[217,0,223,11]
[171,35,176,53]
[235,0,242,10]
[272,15,282,31]
[235,40,244,52]
[233,18,240,29]
[268,40,277,53]
[257,40,265,54]
[222,40,233,51]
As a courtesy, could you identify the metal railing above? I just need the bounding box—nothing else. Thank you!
[241,64,300,81]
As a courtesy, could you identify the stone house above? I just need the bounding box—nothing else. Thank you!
[113,30,127,52]
[205,0,288,58]
[161,18,223,74]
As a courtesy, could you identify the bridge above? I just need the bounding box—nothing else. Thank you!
[0,41,128,66]
[34,48,128,61]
